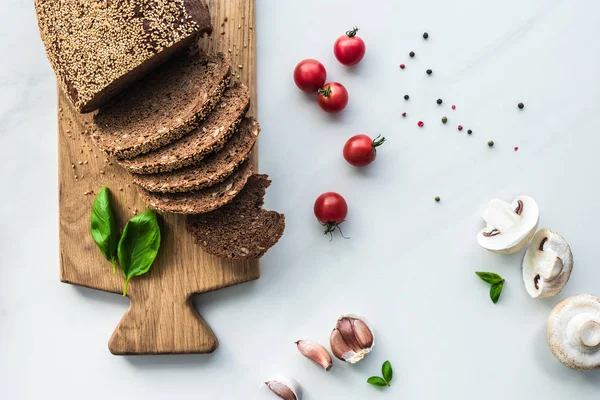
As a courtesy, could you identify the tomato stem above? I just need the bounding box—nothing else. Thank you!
[372,135,386,149]
[321,221,350,241]
[346,26,360,37]
[318,85,331,98]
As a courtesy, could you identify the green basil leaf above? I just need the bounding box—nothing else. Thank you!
[490,281,504,304]
[118,209,161,296]
[382,360,393,383]
[367,376,389,387]
[90,187,119,273]
[475,271,504,285]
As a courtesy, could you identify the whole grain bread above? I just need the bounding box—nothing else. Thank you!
[138,161,253,214]
[118,82,250,174]
[186,174,285,260]
[92,52,230,159]
[35,0,213,113]
[133,118,259,193]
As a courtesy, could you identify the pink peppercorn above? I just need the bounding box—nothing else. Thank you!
[400,64,405,69]
[452,105,456,110]
[514,146,519,151]
[418,121,424,127]
[458,125,463,131]
[402,112,407,117]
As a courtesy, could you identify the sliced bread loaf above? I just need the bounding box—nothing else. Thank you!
[92,52,231,158]
[118,82,250,174]
[186,174,285,260]
[133,118,259,193]
[138,161,253,214]
[35,0,213,113]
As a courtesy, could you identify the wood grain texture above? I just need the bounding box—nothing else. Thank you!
[58,0,258,355]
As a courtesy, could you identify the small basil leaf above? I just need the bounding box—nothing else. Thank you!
[490,281,504,304]
[475,271,504,285]
[367,376,389,387]
[118,209,161,296]
[382,360,393,383]
[90,187,119,273]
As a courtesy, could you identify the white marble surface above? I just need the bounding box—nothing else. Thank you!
[2,0,600,398]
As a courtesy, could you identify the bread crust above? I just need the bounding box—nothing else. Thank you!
[35,0,213,113]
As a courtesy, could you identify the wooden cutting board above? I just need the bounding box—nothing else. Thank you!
[58,0,258,355]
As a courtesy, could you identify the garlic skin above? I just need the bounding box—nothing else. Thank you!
[477,195,539,254]
[329,314,374,364]
[264,375,302,400]
[295,340,333,371]
[522,229,573,298]
[547,294,600,370]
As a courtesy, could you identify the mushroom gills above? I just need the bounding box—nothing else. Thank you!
[522,229,573,299]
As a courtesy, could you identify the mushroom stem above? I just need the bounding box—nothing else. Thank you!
[536,249,563,280]
[482,199,519,232]
[579,320,600,350]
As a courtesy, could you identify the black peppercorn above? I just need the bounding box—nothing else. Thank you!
[488,141,494,147]
[437,98,442,105]
[467,129,472,135]
[518,102,524,109]
[423,32,429,39]
[404,94,409,100]
[426,69,433,75]
[409,51,415,58]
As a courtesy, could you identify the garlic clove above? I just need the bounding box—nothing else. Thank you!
[295,340,333,371]
[336,317,363,353]
[329,314,374,364]
[264,375,302,400]
[329,328,353,361]
[522,229,573,299]
[352,318,374,349]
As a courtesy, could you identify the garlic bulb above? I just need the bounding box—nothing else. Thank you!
[476,196,539,254]
[522,229,573,298]
[264,375,302,400]
[295,340,333,371]
[329,314,374,363]
[547,294,600,370]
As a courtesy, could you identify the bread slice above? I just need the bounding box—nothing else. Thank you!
[118,82,250,174]
[186,174,285,260]
[138,161,253,214]
[35,0,213,113]
[92,51,231,159]
[133,118,259,193]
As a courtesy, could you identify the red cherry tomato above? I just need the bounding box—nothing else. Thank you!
[314,192,349,239]
[343,134,386,167]
[333,27,366,66]
[317,82,348,113]
[293,59,327,92]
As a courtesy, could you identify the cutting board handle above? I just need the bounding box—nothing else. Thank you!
[108,295,218,355]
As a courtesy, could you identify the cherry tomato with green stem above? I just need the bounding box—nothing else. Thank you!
[293,59,327,92]
[314,192,349,240]
[317,82,348,114]
[333,27,366,66]
[343,134,386,167]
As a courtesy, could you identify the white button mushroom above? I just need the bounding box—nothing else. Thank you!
[547,294,600,370]
[522,229,573,298]
[476,196,539,254]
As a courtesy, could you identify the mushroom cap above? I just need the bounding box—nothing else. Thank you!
[477,195,539,254]
[522,229,573,298]
[547,294,600,370]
